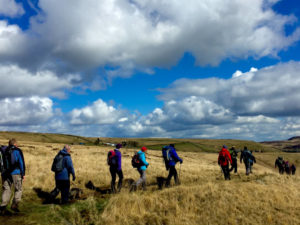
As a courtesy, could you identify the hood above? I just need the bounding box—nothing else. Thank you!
[59,148,70,156]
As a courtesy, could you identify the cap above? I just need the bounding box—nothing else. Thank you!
[141,146,147,151]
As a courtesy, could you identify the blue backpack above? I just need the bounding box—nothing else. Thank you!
[162,146,172,170]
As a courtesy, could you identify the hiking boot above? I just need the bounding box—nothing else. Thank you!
[130,184,137,192]
[11,204,20,213]
[0,206,6,215]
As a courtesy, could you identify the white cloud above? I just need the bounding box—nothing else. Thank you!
[0,64,80,98]
[69,99,124,125]
[159,61,300,117]
[0,0,298,80]
[0,96,53,125]
[0,0,24,17]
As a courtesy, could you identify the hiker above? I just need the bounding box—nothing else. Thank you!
[240,146,256,175]
[275,156,284,174]
[218,145,232,180]
[229,146,238,173]
[50,145,75,204]
[284,161,290,174]
[291,164,296,175]
[0,139,25,214]
[107,143,123,193]
[130,147,149,191]
[164,144,183,187]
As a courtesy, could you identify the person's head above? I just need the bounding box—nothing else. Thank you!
[230,146,235,150]
[141,146,147,152]
[9,138,17,147]
[64,144,71,153]
[223,145,227,149]
[116,143,122,149]
[169,144,175,148]
[244,146,248,150]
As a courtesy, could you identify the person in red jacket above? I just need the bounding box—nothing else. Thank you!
[218,145,232,180]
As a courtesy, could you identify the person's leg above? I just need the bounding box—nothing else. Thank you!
[221,166,227,180]
[60,180,70,204]
[1,176,13,211]
[11,175,22,211]
[245,162,250,175]
[110,167,117,193]
[117,170,123,192]
[172,166,179,185]
[166,166,175,187]
[233,158,238,173]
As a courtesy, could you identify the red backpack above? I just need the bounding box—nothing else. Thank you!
[107,150,117,166]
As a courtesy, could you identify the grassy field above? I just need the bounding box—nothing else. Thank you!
[0,136,299,225]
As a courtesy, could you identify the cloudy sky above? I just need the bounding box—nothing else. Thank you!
[0,0,300,141]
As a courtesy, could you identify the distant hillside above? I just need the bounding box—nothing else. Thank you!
[0,131,279,152]
[261,136,300,152]
[0,131,96,145]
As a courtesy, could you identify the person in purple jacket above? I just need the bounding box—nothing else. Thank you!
[109,143,123,193]
[50,145,75,204]
[165,144,183,187]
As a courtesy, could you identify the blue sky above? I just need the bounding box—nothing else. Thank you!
[0,0,300,141]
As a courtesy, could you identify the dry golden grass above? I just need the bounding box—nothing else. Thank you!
[0,138,299,225]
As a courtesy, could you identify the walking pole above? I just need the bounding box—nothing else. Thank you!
[178,163,182,184]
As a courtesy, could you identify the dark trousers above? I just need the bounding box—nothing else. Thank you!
[166,165,179,186]
[229,158,237,173]
[221,164,230,180]
[50,180,70,204]
[110,166,123,193]
[278,166,284,174]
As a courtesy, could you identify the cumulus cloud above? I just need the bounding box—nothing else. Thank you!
[159,61,300,117]
[0,64,80,98]
[0,0,24,17]
[0,96,53,125]
[69,99,125,125]
[0,0,299,81]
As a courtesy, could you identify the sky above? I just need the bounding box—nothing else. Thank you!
[0,0,300,141]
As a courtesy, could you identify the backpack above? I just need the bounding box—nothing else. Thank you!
[107,150,117,166]
[0,146,13,174]
[51,153,65,172]
[131,152,141,168]
[219,150,227,164]
[162,146,171,162]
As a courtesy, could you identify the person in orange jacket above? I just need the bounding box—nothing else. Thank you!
[218,145,232,180]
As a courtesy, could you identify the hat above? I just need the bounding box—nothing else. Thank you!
[223,145,227,149]
[116,143,122,149]
[141,146,147,151]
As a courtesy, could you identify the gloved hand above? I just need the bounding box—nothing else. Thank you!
[72,176,76,181]
[180,159,183,164]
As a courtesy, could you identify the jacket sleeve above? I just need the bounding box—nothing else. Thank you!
[171,149,182,162]
[66,156,75,179]
[117,151,122,171]
[14,150,25,177]
[226,151,232,164]
[140,152,149,166]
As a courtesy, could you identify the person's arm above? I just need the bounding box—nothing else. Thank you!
[140,152,149,166]
[171,149,182,163]
[15,150,25,177]
[227,151,232,165]
[117,151,122,171]
[66,156,76,180]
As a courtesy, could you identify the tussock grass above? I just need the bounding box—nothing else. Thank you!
[0,138,299,225]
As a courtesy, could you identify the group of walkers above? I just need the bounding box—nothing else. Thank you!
[107,143,183,193]
[275,156,296,175]
[0,138,298,214]
[218,145,256,180]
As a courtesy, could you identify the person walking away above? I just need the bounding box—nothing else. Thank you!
[0,139,25,214]
[284,161,291,174]
[165,144,183,187]
[218,145,232,180]
[275,156,284,174]
[131,147,149,191]
[240,146,256,175]
[50,145,75,204]
[229,146,238,173]
[291,164,296,175]
[107,143,123,193]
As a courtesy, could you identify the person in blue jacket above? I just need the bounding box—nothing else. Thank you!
[166,144,183,187]
[0,138,25,213]
[50,145,75,204]
[131,146,149,191]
